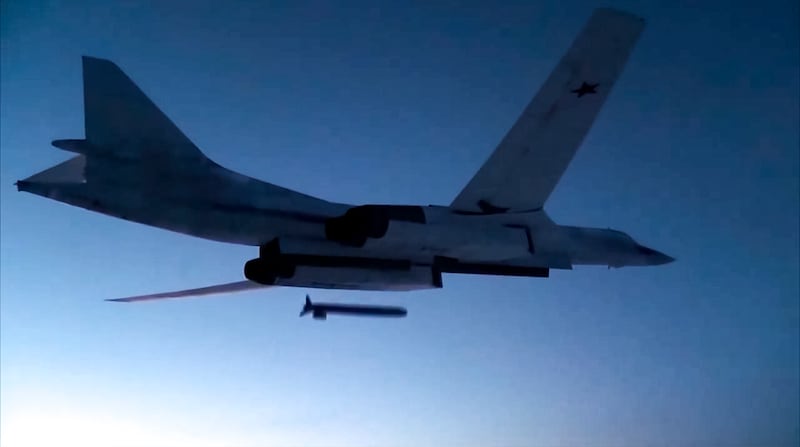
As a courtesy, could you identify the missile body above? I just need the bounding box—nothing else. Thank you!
[300,295,407,320]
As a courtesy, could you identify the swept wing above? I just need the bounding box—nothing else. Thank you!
[450,8,645,213]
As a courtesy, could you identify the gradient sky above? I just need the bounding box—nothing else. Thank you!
[1,1,798,446]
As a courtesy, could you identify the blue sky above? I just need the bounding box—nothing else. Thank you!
[1,1,797,446]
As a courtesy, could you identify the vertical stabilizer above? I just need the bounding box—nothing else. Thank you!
[81,56,211,163]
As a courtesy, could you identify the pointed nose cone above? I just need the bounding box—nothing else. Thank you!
[654,252,675,265]
[636,244,675,265]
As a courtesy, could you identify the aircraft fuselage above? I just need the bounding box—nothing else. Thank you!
[18,147,673,293]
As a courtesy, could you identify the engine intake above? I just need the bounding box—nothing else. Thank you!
[324,205,425,247]
[324,205,389,247]
[244,257,296,285]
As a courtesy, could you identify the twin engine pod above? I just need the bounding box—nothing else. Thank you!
[243,256,296,284]
[324,205,426,247]
[243,239,442,291]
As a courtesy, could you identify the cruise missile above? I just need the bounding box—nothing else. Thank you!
[300,295,407,320]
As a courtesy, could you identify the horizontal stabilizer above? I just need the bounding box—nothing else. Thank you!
[17,155,86,185]
[106,280,270,303]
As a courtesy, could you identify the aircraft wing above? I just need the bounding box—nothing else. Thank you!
[106,280,270,303]
[450,8,645,213]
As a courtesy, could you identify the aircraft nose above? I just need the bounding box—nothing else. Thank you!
[636,244,675,265]
[654,252,675,265]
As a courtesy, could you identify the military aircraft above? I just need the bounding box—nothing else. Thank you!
[16,8,673,303]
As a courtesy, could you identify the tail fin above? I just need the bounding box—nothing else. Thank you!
[78,56,210,163]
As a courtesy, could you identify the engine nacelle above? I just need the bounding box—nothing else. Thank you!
[244,251,442,291]
[324,205,425,247]
[244,257,297,285]
[312,309,327,320]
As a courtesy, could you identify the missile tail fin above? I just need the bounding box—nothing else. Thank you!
[300,295,313,317]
